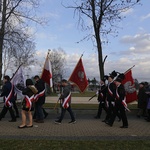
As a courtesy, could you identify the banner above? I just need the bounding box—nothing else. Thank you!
[11,65,25,97]
[122,69,137,103]
[68,57,88,92]
[41,53,53,87]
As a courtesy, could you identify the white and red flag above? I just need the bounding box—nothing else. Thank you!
[41,52,53,87]
[122,66,137,104]
[68,56,88,92]
[11,65,25,98]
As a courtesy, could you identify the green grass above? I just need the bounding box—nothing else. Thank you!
[0,140,150,150]
[43,103,137,110]
[49,91,96,97]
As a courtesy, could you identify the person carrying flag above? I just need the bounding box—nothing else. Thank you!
[106,74,128,128]
[0,75,16,122]
[94,78,108,120]
[33,75,48,123]
[55,79,76,124]
[104,71,121,122]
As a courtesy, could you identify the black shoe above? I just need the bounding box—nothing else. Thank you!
[9,119,16,122]
[94,116,100,119]
[18,125,27,129]
[35,120,44,123]
[137,115,140,118]
[16,115,20,118]
[26,125,33,128]
[102,120,106,122]
[68,120,76,124]
[105,121,112,127]
[44,113,48,119]
[120,125,128,128]
[55,120,61,124]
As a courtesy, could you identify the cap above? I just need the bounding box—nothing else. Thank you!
[109,70,117,79]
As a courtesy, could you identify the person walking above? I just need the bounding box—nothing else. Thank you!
[0,75,16,122]
[104,71,121,122]
[94,78,108,120]
[18,79,38,128]
[33,75,48,123]
[137,82,147,118]
[106,74,128,128]
[55,79,76,124]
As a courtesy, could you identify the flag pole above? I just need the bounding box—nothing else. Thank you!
[124,65,135,74]
[11,63,23,80]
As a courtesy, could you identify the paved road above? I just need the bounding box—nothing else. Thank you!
[0,104,149,140]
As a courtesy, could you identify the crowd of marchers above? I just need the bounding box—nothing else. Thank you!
[94,73,150,127]
[0,75,76,127]
[0,72,150,129]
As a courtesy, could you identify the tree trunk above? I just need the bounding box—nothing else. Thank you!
[96,36,104,80]
[0,0,7,83]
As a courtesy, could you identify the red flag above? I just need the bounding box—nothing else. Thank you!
[41,53,53,87]
[68,57,88,92]
[122,69,137,103]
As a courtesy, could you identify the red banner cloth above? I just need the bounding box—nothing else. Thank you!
[122,69,137,103]
[69,58,88,92]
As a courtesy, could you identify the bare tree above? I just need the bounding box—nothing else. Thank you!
[0,0,45,82]
[49,48,66,84]
[64,0,140,80]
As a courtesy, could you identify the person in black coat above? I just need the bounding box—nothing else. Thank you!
[33,75,48,123]
[95,78,108,119]
[137,82,147,118]
[105,71,121,122]
[0,75,16,122]
[106,74,128,128]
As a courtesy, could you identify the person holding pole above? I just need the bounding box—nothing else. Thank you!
[0,75,16,122]
[55,79,76,124]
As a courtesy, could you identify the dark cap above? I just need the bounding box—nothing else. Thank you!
[61,79,68,83]
[109,70,117,79]
[34,75,40,79]
[4,75,10,81]
[26,79,33,86]
[140,82,145,86]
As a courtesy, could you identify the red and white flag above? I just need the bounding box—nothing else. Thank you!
[122,68,137,103]
[41,53,53,87]
[68,57,88,92]
[11,65,25,98]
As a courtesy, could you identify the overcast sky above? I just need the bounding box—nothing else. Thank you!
[32,0,150,82]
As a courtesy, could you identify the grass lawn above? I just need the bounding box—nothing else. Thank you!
[0,140,150,150]
[43,103,137,110]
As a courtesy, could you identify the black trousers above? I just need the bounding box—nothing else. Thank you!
[96,102,108,118]
[58,106,75,122]
[12,101,19,116]
[109,103,128,126]
[0,105,16,120]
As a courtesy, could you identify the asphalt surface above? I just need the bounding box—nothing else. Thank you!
[0,101,150,140]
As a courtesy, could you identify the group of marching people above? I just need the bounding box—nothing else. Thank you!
[137,81,150,122]
[95,70,129,128]
[0,74,75,128]
[0,75,48,129]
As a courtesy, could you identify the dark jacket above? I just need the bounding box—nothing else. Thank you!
[97,84,107,103]
[22,85,38,111]
[137,87,147,109]
[115,84,126,104]
[107,81,116,102]
[34,79,45,104]
[1,81,15,103]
